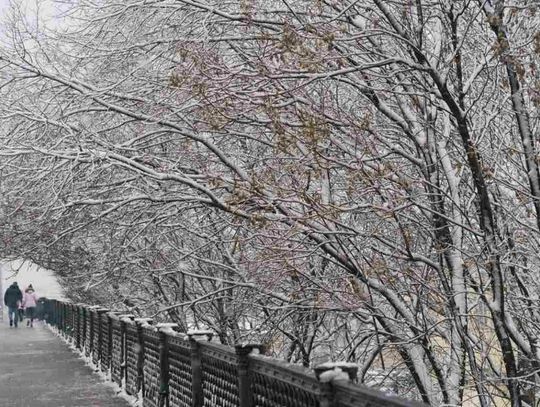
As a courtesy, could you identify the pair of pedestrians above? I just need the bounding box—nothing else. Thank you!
[4,282,38,328]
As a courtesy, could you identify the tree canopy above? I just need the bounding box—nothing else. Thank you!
[1,1,540,405]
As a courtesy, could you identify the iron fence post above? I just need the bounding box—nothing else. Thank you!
[76,305,82,350]
[119,315,135,391]
[106,312,115,373]
[157,324,177,407]
[63,302,66,332]
[55,301,61,331]
[120,317,127,388]
[82,306,88,350]
[135,318,152,398]
[188,331,213,407]
[71,303,76,338]
[67,303,72,338]
[63,303,68,335]
[97,308,109,366]
[46,299,50,324]
[235,344,264,407]
[53,300,58,327]
[56,300,60,327]
[314,362,358,407]
[60,301,64,330]
[88,308,95,357]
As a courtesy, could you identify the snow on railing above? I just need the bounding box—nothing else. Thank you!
[41,299,426,407]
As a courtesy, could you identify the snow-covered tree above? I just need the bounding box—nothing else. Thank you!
[1,1,540,404]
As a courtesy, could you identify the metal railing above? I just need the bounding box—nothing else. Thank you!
[39,299,425,407]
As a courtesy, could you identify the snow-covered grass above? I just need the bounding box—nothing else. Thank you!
[47,323,141,407]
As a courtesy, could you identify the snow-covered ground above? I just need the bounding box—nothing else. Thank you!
[1,259,65,302]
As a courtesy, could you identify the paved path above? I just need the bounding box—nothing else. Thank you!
[0,311,132,407]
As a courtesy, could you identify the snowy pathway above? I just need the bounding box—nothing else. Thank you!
[0,315,132,407]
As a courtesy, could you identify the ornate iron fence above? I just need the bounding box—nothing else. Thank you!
[40,299,425,407]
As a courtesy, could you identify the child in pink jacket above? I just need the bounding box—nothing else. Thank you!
[22,284,38,327]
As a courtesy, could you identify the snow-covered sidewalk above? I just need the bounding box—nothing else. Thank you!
[0,317,132,407]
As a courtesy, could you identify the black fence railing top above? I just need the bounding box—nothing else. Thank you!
[40,299,426,407]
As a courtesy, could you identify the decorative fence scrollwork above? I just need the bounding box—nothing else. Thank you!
[40,299,425,407]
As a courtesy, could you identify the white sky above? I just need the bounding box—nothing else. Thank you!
[0,0,58,31]
[1,259,65,301]
[0,0,54,14]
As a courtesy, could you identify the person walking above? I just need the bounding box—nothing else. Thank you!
[22,284,38,327]
[4,282,23,327]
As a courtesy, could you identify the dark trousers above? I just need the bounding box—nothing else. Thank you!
[26,307,36,321]
[8,307,18,326]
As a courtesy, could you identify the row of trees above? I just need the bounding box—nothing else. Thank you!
[1,0,540,404]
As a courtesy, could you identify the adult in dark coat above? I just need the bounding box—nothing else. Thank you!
[4,282,23,327]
